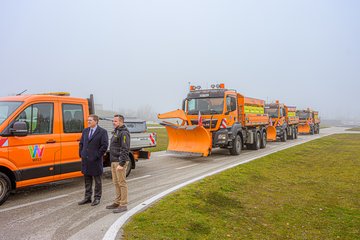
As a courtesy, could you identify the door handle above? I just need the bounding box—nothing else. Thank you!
[46,139,56,144]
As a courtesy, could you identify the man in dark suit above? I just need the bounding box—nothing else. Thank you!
[78,114,108,206]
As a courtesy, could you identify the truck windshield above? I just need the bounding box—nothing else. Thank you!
[0,101,23,125]
[297,112,310,120]
[187,98,224,115]
[265,108,278,118]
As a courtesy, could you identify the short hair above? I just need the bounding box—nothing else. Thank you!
[114,114,124,122]
[89,114,99,123]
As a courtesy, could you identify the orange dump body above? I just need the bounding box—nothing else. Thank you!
[285,105,299,125]
[238,95,269,127]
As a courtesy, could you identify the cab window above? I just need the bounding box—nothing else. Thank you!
[62,104,84,133]
[15,103,54,135]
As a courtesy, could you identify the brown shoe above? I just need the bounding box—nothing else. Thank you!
[113,206,127,213]
[106,203,119,209]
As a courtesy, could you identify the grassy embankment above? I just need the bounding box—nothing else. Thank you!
[124,134,360,239]
[347,127,360,131]
[147,127,168,152]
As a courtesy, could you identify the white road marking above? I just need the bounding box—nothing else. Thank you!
[102,132,335,240]
[175,164,199,170]
[0,194,69,213]
[156,154,170,157]
[0,175,152,213]
[127,175,152,182]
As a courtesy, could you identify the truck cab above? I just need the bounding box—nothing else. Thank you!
[0,93,88,205]
[0,93,155,205]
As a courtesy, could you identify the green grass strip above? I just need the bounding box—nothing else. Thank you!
[147,128,168,152]
[347,127,360,131]
[124,134,360,239]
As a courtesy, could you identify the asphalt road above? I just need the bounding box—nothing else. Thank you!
[0,127,350,240]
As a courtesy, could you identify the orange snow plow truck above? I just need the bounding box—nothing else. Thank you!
[265,101,299,141]
[296,108,320,134]
[158,84,269,157]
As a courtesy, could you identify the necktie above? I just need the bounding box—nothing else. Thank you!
[89,129,94,139]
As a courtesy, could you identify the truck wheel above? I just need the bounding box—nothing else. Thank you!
[229,134,242,155]
[317,127,320,134]
[294,128,298,139]
[260,131,267,149]
[0,172,11,206]
[291,127,296,140]
[251,132,261,150]
[310,127,314,135]
[126,160,132,177]
[281,130,287,142]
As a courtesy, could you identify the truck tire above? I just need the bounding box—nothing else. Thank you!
[317,126,320,134]
[260,131,267,149]
[0,172,11,206]
[251,132,261,150]
[229,134,242,155]
[291,127,296,140]
[310,127,314,135]
[281,130,287,142]
[294,128,298,139]
[126,160,132,177]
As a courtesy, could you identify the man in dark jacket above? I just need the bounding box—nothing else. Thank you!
[78,114,108,206]
[106,114,130,213]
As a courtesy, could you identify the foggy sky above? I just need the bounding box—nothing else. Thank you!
[1,0,359,121]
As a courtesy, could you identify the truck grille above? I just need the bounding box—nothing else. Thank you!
[191,119,218,129]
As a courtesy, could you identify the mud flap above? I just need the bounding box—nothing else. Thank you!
[298,124,310,134]
[267,126,277,141]
[164,125,212,157]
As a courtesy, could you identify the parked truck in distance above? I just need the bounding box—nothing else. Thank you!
[296,108,320,134]
[158,83,269,157]
[0,92,156,205]
[265,101,299,141]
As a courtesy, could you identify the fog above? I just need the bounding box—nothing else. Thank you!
[1,0,359,121]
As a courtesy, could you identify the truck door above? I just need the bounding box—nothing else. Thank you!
[8,102,61,186]
[58,103,84,179]
[226,95,237,125]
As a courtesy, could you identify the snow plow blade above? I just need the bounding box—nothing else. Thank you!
[164,124,212,157]
[267,126,277,141]
[298,124,310,134]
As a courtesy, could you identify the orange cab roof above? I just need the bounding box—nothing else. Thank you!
[0,94,87,102]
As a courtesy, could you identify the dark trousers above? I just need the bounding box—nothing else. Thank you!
[84,175,102,200]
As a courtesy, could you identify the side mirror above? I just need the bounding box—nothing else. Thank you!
[11,122,28,136]
[182,99,187,111]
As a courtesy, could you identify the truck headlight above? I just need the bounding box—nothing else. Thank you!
[218,134,227,140]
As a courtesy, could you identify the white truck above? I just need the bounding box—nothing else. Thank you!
[99,117,157,176]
